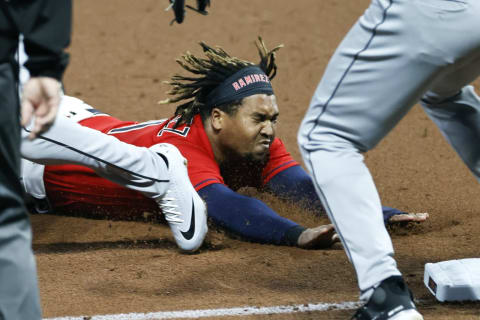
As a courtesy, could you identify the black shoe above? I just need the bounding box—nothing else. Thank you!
[352,276,423,320]
[170,0,185,24]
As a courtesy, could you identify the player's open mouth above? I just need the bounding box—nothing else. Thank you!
[258,140,271,148]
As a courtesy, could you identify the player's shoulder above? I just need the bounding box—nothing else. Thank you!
[270,137,288,150]
[158,115,214,157]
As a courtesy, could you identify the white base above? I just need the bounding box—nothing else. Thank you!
[424,258,480,302]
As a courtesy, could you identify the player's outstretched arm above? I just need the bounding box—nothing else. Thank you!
[266,165,428,225]
[198,183,337,249]
[265,165,323,211]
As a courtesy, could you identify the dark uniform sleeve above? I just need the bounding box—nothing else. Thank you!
[21,0,72,80]
[198,183,303,245]
[267,166,410,225]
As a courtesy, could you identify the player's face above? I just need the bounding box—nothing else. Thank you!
[220,94,279,162]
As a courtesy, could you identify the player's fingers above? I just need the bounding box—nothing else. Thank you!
[29,117,42,140]
[30,117,53,140]
[37,78,61,126]
[297,224,337,249]
[389,214,412,223]
[332,233,341,244]
[29,91,60,140]
[313,226,337,248]
[28,103,53,140]
[410,212,429,221]
[20,99,34,127]
[310,224,336,237]
[41,97,60,126]
[389,212,429,223]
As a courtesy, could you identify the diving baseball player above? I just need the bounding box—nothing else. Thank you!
[16,37,207,253]
[22,39,427,249]
[21,99,208,253]
[298,0,480,319]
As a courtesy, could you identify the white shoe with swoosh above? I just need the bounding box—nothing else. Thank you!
[152,143,208,252]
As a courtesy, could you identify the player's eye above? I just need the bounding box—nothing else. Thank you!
[253,115,266,123]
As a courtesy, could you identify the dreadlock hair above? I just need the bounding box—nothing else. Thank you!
[159,37,283,127]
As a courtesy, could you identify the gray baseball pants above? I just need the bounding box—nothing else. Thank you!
[0,62,42,320]
[298,0,480,295]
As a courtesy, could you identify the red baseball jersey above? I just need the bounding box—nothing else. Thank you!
[44,114,298,217]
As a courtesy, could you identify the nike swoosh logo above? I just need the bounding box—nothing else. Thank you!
[180,199,195,240]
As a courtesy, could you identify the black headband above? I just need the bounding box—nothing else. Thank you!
[205,66,274,107]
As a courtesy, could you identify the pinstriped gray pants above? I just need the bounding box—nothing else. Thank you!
[299,0,480,295]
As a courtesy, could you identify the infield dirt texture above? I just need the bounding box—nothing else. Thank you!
[32,1,480,319]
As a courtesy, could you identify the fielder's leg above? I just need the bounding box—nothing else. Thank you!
[300,0,432,294]
[421,56,480,180]
[299,0,480,299]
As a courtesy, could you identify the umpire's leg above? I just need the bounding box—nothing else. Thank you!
[0,62,42,320]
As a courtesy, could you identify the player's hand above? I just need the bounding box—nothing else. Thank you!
[388,212,429,224]
[21,77,62,140]
[297,224,340,249]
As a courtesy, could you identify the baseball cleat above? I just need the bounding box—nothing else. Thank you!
[166,0,185,25]
[153,143,208,252]
[186,0,210,15]
[352,276,423,320]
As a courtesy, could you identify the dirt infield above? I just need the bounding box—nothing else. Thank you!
[32,0,480,319]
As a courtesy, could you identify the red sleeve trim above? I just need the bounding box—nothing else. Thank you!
[194,178,223,191]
